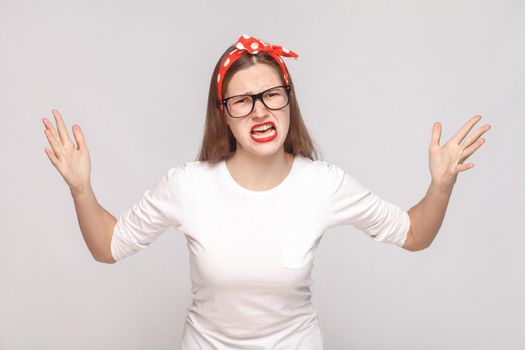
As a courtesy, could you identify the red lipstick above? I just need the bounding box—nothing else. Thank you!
[249,121,278,143]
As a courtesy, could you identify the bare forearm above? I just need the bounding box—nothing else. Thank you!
[408,181,453,249]
[71,184,116,263]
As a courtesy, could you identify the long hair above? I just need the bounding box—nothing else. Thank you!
[195,43,322,164]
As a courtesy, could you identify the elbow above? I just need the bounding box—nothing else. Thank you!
[94,254,117,264]
[93,248,117,264]
[95,229,118,264]
[402,243,428,253]
[402,244,422,252]
[402,225,431,252]
[407,242,431,252]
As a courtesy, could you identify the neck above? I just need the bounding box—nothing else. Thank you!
[225,147,294,192]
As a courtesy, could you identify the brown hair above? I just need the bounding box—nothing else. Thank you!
[195,44,322,164]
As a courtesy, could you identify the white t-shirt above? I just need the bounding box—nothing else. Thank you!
[111,154,410,349]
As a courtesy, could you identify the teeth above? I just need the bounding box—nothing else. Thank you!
[252,124,273,132]
[252,127,276,138]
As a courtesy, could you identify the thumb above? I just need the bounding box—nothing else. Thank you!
[431,121,441,148]
[72,124,88,151]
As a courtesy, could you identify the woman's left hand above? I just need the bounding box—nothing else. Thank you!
[429,115,491,194]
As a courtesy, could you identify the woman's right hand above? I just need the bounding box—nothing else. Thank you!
[43,109,92,196]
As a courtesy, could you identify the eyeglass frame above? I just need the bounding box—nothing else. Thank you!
[220,85,292,118]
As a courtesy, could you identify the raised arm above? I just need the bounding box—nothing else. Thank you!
[70,186,117,263]
[403,115,491,251]
[43,109,116,264]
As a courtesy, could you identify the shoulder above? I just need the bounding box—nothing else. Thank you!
[164,159,221,188]
[166,159,215,175]
[298,156,345,180]
[291,157,350,195]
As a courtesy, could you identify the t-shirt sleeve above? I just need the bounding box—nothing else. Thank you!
[110,165,187,262]
[323,162,410,247]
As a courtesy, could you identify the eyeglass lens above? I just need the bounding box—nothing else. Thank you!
[227,87,288,118]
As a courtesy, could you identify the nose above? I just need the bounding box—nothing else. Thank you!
[251,96,269,118]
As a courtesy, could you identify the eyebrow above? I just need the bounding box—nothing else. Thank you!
[230,85,280,97]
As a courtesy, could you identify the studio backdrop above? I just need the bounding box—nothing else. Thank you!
[1,0,523,349]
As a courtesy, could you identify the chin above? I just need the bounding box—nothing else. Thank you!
[252,143,287,158]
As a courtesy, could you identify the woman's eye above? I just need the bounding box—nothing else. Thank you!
[234,98,249,104]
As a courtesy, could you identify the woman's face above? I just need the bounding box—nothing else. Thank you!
[223,63,290,158]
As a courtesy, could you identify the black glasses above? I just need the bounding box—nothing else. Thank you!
[221,85,291,118]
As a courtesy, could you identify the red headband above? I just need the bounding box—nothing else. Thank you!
[217,34,299,112]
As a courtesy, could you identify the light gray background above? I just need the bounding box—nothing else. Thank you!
[1,0,523,349]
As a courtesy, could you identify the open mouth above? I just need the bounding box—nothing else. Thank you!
[250,122,276,135]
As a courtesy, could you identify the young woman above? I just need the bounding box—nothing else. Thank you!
[43,34,491,349]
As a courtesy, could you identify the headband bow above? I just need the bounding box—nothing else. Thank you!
[217,34,299,112]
